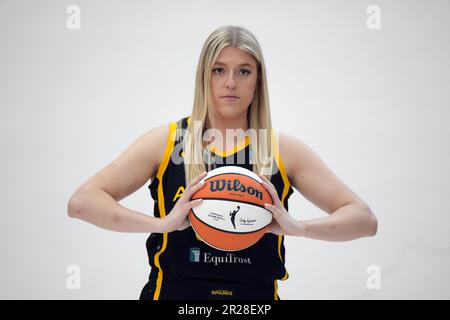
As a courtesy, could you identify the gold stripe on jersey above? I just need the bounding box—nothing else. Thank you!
[271,128,291,298]
[153,122,177,300]
[208,135,250,158]
[274,280,279,300]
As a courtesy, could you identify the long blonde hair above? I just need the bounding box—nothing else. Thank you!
[181,25,277,185]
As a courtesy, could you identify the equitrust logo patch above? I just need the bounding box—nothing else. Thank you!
[189,247,252,266]
[189,247,201,262]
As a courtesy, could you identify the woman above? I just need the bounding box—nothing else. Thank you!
[67,25,378,300]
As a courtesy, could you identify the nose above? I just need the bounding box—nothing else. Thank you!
[226,73,236,89]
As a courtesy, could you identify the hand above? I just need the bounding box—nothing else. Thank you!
[258,174,302,236]
[160,171,207,233]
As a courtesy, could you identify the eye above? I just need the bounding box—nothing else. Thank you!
[212,67,224,75]
[212,67,252,76]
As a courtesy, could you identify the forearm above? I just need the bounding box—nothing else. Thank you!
[294,204,378,241]
[67,187,162,233]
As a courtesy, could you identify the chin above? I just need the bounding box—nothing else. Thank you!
[215,105,246,119]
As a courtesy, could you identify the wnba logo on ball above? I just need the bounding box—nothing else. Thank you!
[209,178,263,200]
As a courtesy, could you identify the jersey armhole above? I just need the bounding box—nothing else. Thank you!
[271,129,292,204]
[149,122,178,189]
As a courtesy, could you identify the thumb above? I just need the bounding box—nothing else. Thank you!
[264,203,282,219]
[177,218,191,231]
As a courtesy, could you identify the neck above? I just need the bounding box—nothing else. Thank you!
[207,113,249,149]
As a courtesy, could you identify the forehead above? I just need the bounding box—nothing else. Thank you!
[214,47,257,67]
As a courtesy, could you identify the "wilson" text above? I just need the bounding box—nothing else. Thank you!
[209,179,263,200]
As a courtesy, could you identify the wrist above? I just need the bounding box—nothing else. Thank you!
[294,220,307,237]
[154,216,167,233]
[158,215,176,233]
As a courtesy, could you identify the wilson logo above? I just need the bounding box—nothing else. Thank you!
[209,179,263,200]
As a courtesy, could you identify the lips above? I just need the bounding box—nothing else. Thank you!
[221,96,240,98]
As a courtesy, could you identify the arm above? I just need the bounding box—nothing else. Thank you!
[67,124,169,233]
[278,132,378,241]
[68,187,164,233]
[294,202,377,241]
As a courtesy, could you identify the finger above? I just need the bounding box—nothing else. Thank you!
[264,203,283,219]
[179,177,206,204]
[187,171,208,190]
[184,198,203,210]
[258,173,270,183]
[266,221,276,234]
[187,180,206,198]
[187,171,206,190]
[177,218,191,231]
[258,174,277,193]
[267,222,278,235]
[259,175,281,206]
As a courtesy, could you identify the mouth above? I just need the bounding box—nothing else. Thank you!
[221,95,240,99]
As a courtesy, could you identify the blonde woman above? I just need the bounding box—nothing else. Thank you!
[67,26,378,300]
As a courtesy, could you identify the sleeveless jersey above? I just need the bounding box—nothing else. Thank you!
[141,115,294,300]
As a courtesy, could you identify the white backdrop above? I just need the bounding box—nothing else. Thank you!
[1,0,449,299]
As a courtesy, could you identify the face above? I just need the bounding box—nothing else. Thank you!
[210,47,259,121]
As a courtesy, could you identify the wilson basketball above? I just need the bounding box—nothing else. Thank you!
[189,166,273,251]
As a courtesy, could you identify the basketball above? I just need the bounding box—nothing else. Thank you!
[189,166,273,251]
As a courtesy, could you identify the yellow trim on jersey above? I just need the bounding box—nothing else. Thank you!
[152,122,177,300]
[186,116,202,243]
[271,128,291,283]
[208,135,250,158]
[274,280,279,300]
[272,128,291,206]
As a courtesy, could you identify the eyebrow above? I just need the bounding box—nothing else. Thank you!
[214,61,255,68]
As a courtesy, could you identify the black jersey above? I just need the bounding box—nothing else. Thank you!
[139,116,294,300]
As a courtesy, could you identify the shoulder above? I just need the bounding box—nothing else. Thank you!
[75,123,173,201]
[143,123,171,147]
[277,130,309,183]
[140,123,173,177]
[278,130,334,193]
[277,130,372,215]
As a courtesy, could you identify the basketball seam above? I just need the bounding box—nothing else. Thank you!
[190,208,270,235]
[191,197,270,209]
[203,171,260,184]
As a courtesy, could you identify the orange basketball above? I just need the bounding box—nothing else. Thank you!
[189,166,273,251]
